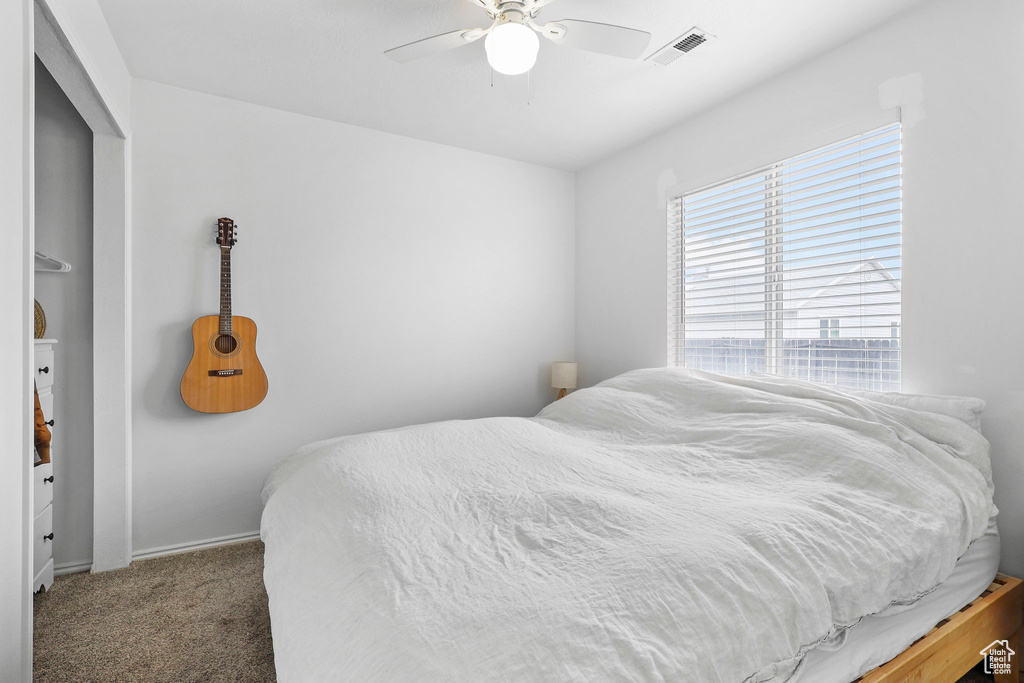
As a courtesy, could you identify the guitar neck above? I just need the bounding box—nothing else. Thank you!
[219,246,232,336]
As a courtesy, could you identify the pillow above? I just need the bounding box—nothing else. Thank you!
[843,389,986,433]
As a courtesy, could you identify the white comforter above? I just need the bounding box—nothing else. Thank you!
[260,368,995,683]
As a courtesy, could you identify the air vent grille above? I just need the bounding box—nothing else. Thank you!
[647,27,711,66]
[673,34,706,53]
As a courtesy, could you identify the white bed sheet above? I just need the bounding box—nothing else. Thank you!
[797,518,1001,683]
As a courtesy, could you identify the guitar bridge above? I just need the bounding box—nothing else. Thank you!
[208,369,243,377]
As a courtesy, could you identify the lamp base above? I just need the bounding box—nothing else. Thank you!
[556,388,567,400]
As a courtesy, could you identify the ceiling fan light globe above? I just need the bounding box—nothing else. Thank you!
[484,22,539,76]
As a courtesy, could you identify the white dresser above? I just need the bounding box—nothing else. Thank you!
[33,339,57,593]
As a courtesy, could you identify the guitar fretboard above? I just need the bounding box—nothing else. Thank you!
[219,246,232,336]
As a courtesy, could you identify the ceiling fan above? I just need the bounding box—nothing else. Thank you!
[384,0,652,76]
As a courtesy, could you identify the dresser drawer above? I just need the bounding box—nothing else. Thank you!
[37,389,54,433]
[35,348,55,392]
[33,462,54,517]
[36,389,55,460]
[34,505,53,577]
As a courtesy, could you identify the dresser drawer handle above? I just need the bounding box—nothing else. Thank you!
[45,419,54,427]
[43,476,54,484]
[38,366,49,374]
[43,533,54,542]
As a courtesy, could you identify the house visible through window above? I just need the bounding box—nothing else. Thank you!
[668,123,902,391]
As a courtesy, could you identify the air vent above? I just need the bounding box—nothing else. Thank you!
[646,27,711,66]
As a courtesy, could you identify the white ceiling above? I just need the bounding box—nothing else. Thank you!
[96,0,929,171]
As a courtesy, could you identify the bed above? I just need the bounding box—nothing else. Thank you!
[260,368,1018,682]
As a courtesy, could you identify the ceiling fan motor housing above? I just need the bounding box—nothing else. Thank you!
[494,2,529,25]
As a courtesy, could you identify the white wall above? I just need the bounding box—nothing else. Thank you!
[34,57,95,571]
[130,79,575,553]
[576,0,1024,576]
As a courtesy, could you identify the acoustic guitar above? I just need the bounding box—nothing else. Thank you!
[180,218,268,413]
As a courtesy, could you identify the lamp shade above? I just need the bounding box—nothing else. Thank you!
[551,362,578,390]
[484,22,540,76]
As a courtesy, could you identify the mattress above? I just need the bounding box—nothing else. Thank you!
[797,518,1001,683]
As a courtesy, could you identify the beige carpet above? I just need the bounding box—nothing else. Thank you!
[34,540,275,682]
[34,539,997,682]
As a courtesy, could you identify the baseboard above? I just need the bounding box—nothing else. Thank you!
[54,560,92,576]
[51,532,262,575]
[132,531,261,562]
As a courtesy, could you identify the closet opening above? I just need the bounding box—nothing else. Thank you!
[32,56,95,587]
[29,0,133,589]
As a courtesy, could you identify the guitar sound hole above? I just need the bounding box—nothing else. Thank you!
[214,335,238,355]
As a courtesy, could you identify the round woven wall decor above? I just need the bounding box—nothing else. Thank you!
[34,300,46,339]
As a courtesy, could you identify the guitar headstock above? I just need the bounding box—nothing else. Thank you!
[215,217,238,247]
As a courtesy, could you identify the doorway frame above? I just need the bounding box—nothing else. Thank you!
[1,1,36,679]
[34,0,133,574]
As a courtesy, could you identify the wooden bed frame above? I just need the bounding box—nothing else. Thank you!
[854,574,1022,683]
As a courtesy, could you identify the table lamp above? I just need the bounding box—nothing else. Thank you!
[551,362,577,400]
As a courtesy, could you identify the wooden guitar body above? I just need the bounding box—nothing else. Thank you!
[180,315,268,413]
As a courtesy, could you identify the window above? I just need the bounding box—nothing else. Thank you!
[819,319,840,339]
[668,123,902,391]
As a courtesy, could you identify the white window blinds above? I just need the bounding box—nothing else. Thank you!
[668,123,902,391]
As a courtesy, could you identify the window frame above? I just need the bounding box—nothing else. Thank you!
[667,123,902,391]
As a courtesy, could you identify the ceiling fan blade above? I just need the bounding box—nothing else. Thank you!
[385,29,485,64]
[542,19,651,59]
[464,0,498,11]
